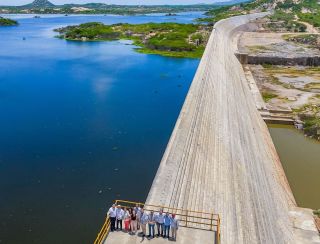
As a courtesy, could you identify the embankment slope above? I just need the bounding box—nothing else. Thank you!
[146,13,298,244]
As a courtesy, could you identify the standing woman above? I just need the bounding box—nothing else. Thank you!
[123,207,131,232]
[130,209,137,234]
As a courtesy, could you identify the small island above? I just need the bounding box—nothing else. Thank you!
[165,13,178,16]
[0,17,18,26]
[55,22,210,58]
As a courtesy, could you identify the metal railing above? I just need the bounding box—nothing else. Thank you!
[94,214,111,244]
[94,199,221,244]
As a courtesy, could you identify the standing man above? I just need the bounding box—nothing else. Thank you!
[155,209,165,237]
[140,209,149,237]
[170,214,179,241]
[134,204,142,230]
[163,212,171,238]
[116,205,124,230]
[148,210,156,239]
[107,204,117,232]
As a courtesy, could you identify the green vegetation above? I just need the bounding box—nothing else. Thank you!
[0,17,18,26]
[293,102,320,139]
[197,0,320,32]
[267,10,306,32]
[198,0,270,24]
[284,34,320,49]
[197,5,244,24]
[298,110,320,137]
[296,0,320,27]
[262,91,278,102]
[275,0,320,29]
[314,209,320,217]
[55,22,210,58]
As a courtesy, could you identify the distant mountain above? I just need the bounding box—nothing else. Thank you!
[214,0,251,6]
[22,0,249,8]
[0,0,252,14]
[26,0,55,8]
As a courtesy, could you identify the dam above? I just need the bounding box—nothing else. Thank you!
[99,13,320,244]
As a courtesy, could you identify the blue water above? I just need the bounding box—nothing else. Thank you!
[0,13,201,244]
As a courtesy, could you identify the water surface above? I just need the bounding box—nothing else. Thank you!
[0,13,202,244]
[268,124,320,209]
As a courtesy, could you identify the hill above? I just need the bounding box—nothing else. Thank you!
[0,1,248,15]
[199,0,320,32]
[25,0,55,8]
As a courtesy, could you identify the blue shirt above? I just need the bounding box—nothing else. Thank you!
[164,215,171,226]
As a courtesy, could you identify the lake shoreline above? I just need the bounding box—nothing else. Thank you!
[55,22,210,58]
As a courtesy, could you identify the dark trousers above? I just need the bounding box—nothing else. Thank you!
[148,224,155,237]
[116,219,122,230]
[164,225,170,238]
[156,222,164,236]
[110,217,116,232]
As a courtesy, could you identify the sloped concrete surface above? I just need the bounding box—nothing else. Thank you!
[144,13,314,244]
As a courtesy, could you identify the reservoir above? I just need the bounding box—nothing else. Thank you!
[269,124,320,210]
[0,13,201,244]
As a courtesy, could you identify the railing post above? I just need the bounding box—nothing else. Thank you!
[216,216,221,244]
[186,210,188,227]
[210,213,213,231]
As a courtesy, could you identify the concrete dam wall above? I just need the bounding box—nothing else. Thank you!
[236,52,320,66]
[145,13,299,243]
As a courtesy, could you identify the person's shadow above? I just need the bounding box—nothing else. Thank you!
[137,232,146,242]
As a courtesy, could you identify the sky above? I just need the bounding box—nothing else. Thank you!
[0,0,227,6]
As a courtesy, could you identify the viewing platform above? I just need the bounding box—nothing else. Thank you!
[95,200,220,244]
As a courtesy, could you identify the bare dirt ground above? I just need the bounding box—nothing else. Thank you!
[238,31,320,58]
[249,65,320,110]
[238,23,320,139]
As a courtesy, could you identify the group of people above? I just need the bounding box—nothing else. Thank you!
[108,204,179,241]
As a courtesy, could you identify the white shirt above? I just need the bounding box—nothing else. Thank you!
[156,213,165,224]
[116,208,124,220]
[108,207,117,218]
